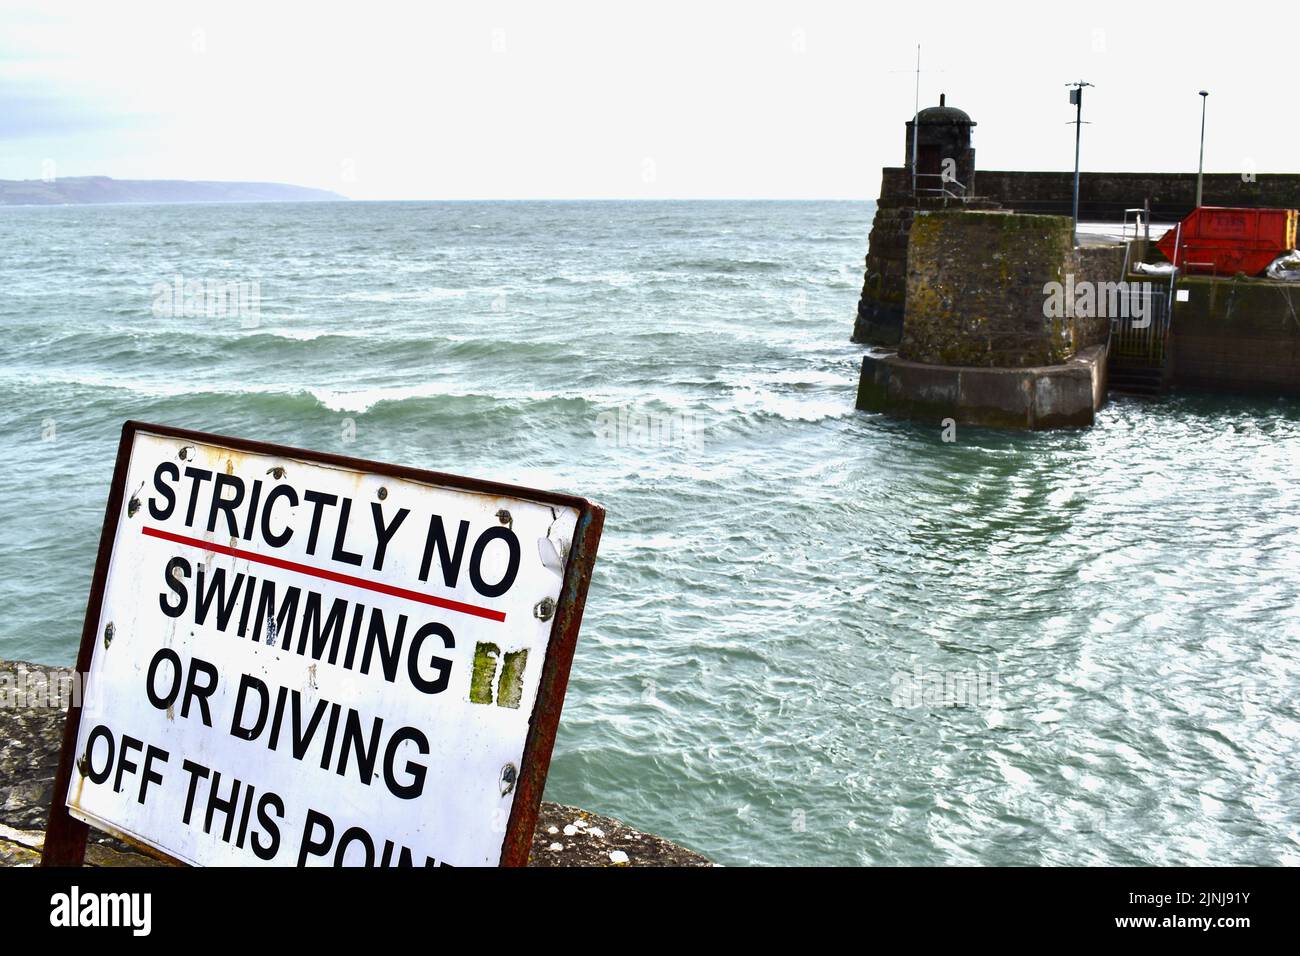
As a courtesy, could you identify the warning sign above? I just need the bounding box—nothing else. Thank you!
[46,422,603,867]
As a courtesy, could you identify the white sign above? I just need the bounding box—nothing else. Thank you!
[64,425,596,866]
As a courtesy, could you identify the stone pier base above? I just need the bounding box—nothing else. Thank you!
[856,344,1108,429]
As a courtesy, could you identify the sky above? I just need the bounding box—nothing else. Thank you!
[3,0,1295,200]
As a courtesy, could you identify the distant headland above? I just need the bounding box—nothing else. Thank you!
[0,176,347,206]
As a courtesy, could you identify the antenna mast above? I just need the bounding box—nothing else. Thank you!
[911,45,921,198]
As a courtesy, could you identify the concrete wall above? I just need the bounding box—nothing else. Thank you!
[1169,277,1300,394]
[857,346,1107,429]
[899,210,1078,367]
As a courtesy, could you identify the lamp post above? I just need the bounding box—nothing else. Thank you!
[1196,90,1209,208]
[1067,80,1093,246]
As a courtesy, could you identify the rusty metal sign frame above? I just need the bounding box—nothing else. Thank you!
[41,420,604,867]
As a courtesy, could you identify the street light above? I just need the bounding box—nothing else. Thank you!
[1067,80,1093,246]
[1196,90,1209,208]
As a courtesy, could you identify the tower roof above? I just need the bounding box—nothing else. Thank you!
[912,96,975,127]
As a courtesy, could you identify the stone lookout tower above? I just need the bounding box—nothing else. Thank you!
[905,94,976,197]
[855,96,990,346]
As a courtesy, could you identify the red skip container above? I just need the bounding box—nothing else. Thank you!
[1157,206,1298,277]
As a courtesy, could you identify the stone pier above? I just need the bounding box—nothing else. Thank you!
[856,209,1120,429]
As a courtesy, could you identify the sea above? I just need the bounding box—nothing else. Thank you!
[2,199,1298,866]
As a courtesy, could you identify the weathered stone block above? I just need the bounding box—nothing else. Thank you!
[899,210,1079,368]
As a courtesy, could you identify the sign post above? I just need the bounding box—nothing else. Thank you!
[42,421,603,867]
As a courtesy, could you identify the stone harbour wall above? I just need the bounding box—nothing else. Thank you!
[874,167,1300,222]
[853,178,914,345]
[975,169,1300,222]
[853,206,912,345]
[1071,243,1131,349]
[854,168,1300,346]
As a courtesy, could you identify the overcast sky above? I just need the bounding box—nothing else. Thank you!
[3,1,1294,199]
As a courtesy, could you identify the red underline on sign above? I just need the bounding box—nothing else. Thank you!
[141,526,506,623]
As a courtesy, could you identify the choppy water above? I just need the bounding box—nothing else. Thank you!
[2,200,1299,866]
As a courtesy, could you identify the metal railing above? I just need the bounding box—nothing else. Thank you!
[1122,208,1147,243]
[912,172,968,201]
[1109,286,1172,367]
